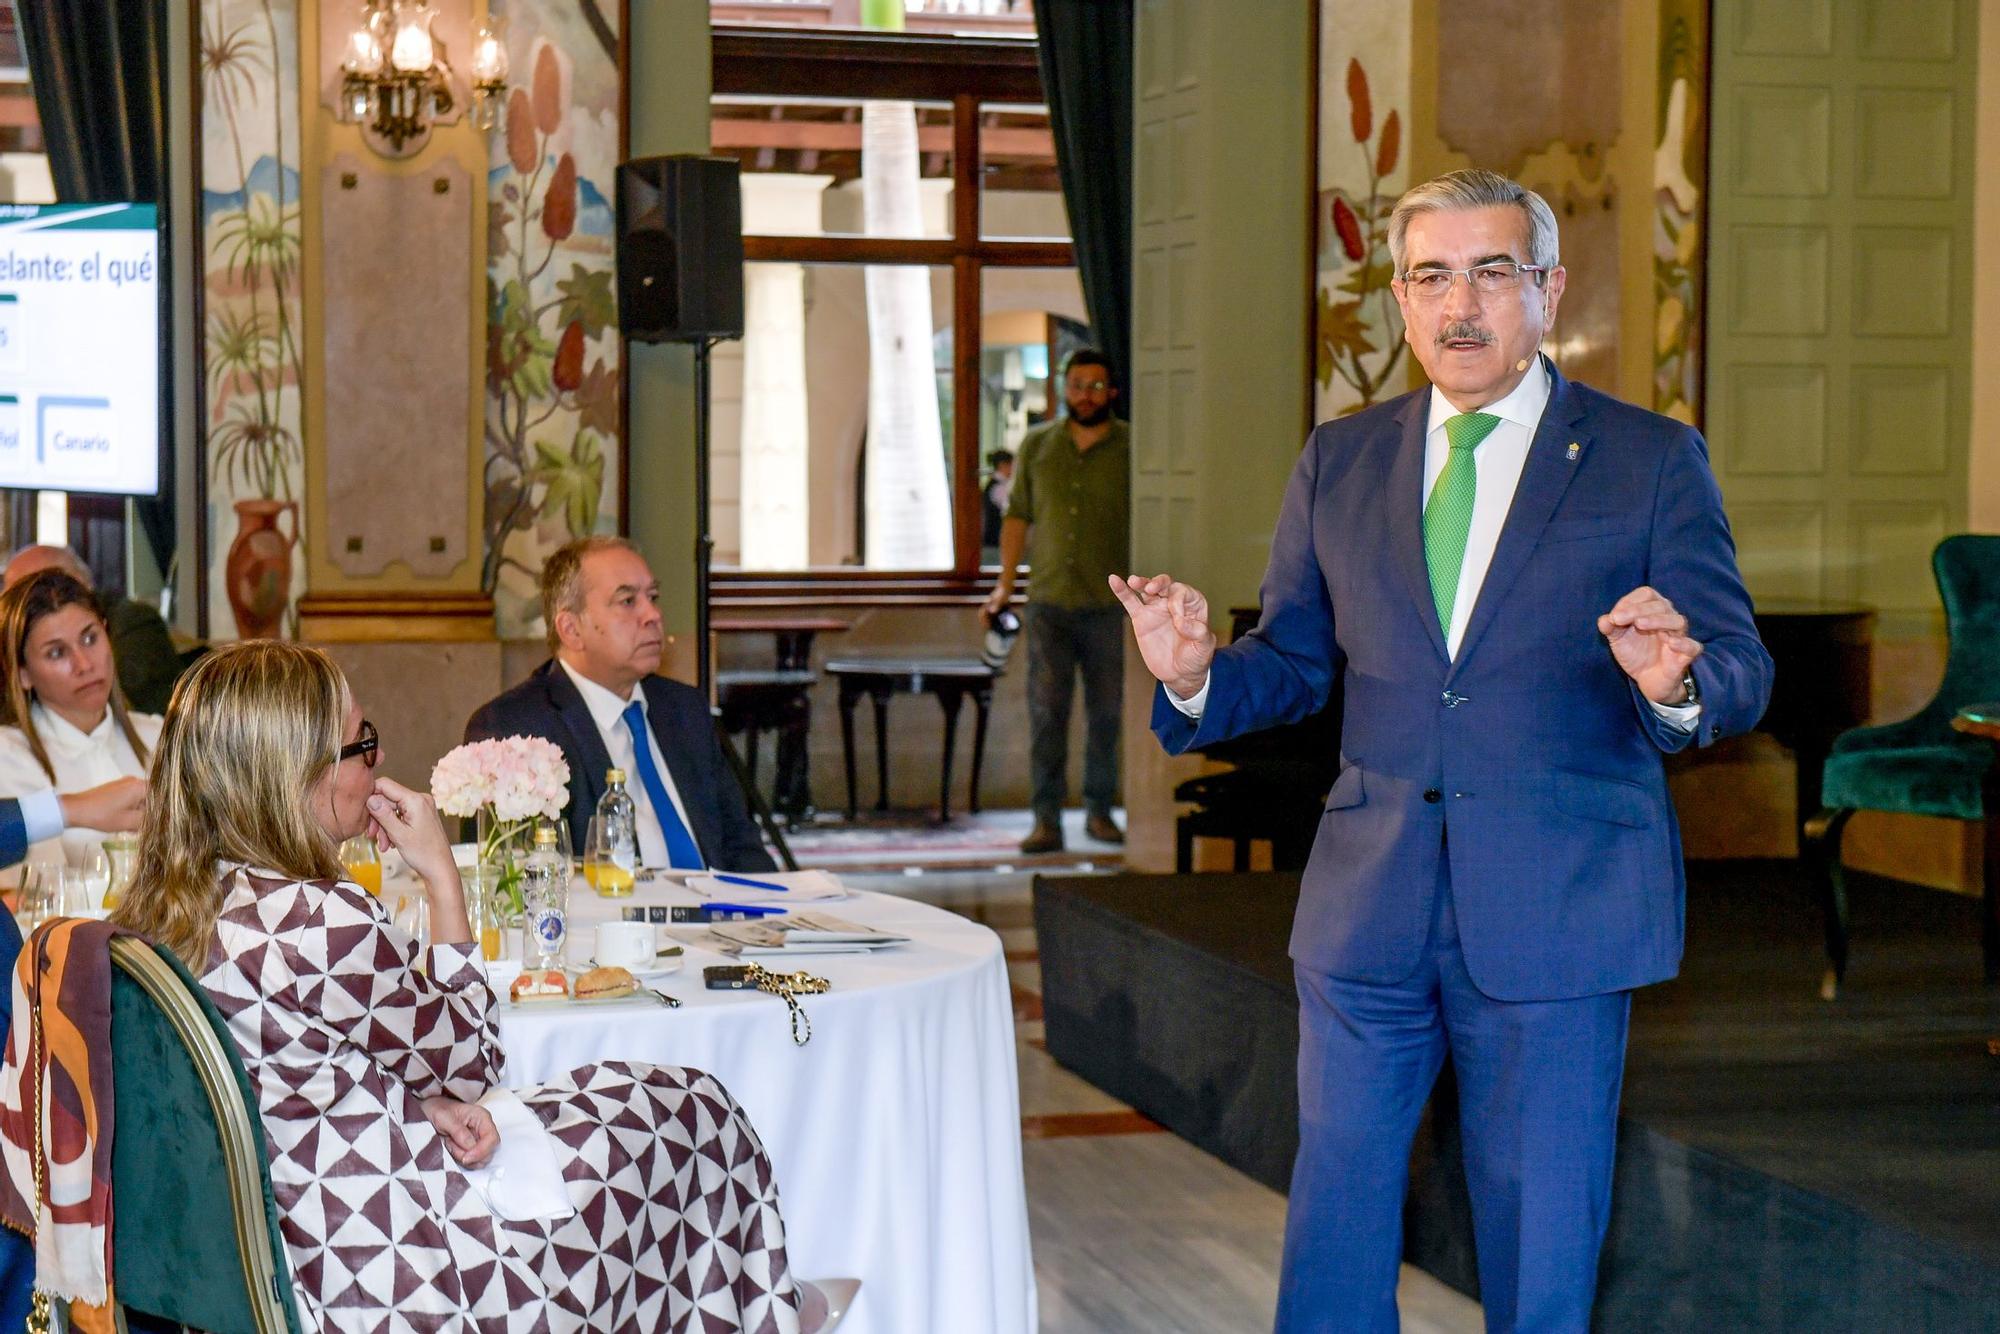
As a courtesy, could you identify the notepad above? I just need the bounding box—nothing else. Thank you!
[674,911,910,956]
[683,869,850,903]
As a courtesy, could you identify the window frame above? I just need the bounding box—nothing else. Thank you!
[711,25,1075,602]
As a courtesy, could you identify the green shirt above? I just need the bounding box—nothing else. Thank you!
[1005,417,1131,609]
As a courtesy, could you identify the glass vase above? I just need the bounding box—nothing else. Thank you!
[475,809,571,931]
[475,807,533,928]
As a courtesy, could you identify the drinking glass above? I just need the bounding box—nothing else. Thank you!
[462,863,504,962]
[340,836,383,896]
[16,862,56,931]
[57,867,93,918]
[75,847,112,912]
[101,834,139,911]
[583,814,635,898]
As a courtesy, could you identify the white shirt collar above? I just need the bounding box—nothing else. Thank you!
[1424,354,1552,438]
[557,657,645,734]
[31,699,116,755]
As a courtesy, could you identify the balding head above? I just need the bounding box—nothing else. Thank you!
[4,545,88,591]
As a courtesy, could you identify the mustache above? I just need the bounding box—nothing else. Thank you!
[1436,322,1494,346]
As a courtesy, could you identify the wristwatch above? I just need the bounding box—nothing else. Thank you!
[1675,667,1700,709]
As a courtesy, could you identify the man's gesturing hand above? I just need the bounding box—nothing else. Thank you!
[1597,585,1703,705]
[1109,573,1216,700]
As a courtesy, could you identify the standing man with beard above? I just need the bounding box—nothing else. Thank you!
[984,349,1131,854]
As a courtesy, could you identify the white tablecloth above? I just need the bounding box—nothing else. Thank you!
[488,879,1037,1334]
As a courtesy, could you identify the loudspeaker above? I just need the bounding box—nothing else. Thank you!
[616,156,744,343]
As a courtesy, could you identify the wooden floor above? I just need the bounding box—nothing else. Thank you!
[852,848,1483,1334]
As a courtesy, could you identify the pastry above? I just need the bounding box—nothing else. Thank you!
[574,964,640,1000]
[509,967,569,1002]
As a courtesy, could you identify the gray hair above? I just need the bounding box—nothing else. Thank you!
[539,535,639,654]
[1387,169,1561,275]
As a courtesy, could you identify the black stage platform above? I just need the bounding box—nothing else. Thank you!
[1035,862,2000,1331]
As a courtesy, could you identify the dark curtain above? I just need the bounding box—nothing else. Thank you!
[1035,0,1133,409]
[16,0,175,577]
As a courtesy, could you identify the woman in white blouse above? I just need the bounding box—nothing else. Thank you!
[0,569,158,866]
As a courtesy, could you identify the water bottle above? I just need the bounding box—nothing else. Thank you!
[594,768,640,890]
[982,606,1022,671]
[520,825,570,970]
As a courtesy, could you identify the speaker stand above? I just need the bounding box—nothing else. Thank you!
[694,335,717,697]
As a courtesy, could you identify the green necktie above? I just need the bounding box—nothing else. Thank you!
[1423,411,1502,637]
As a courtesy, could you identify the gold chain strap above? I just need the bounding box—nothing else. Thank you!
[25,936,50,1334]
[744,962,830,1046]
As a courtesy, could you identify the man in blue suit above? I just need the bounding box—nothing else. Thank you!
[1115,170,1772,1331]
[465,537,774,872]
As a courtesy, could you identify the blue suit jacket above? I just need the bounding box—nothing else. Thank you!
[0,798,32,1330]
[1156,362,1773,1001]
[465,660,776,873]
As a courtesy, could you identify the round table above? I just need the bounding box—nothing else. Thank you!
[487,878,1037,1334]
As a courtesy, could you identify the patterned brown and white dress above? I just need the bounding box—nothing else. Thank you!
[197,864,803,1334]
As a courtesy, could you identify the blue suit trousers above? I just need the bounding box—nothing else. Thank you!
[1276,856,1630,1334]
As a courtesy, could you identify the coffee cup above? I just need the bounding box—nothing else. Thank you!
[594,920,656,970]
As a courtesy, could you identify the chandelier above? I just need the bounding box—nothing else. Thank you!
[337,2,509,156]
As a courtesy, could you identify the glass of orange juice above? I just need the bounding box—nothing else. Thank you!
[583,814,636,897]
[464,864,504,962]
[340,836,382,896]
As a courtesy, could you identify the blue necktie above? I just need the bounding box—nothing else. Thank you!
[622,701,705,869]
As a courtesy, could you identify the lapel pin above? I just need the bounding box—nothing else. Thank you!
[1566,441,1581,462]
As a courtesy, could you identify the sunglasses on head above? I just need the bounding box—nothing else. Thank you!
[339,718,380,768]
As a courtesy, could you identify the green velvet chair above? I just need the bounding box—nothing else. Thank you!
[107,936,302,1334]
[1804,534,2000,999]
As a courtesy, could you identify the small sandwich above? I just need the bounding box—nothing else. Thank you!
[509,967,570,1002]
[574,965,640,1001]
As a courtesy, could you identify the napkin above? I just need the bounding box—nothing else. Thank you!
[459,1089,575,1234]
[683,869,849,903]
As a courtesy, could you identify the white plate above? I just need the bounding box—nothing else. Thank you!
[574,957,683,980]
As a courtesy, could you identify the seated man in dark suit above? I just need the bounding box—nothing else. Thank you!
[465,537,774,871]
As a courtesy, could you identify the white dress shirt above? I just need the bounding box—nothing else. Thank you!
[0,702,162,866]
[1173,361,1698,728]
[557,659,704,869]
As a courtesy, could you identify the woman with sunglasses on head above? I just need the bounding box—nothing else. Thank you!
[111,640,812,1334]
[0,568,158,867]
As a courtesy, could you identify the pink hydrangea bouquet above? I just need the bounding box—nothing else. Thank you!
[431,735,571,916]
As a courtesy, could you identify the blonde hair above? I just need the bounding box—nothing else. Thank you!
[0,569,150,783]
[111,640,348,967]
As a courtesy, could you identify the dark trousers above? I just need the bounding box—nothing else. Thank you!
[1025,602,1125,823]
[1276,863,1630,1334]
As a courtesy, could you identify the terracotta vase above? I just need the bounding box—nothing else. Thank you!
[225,498,299,639]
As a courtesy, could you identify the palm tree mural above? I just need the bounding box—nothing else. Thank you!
[200,0,304,638]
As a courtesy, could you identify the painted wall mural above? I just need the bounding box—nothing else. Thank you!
[484,0,622,640]
[1653,0,1708,425]
[200,0,306,639]
[1314,7,1410,422]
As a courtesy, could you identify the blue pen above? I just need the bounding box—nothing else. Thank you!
[713,872,791,893]
[703,903,787,919]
